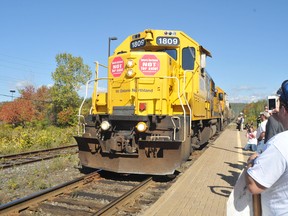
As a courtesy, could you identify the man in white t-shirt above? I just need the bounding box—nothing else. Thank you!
[245,80,288,215]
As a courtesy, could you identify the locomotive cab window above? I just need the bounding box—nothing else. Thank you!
[219,93,224,101]
[157,49,177,60]
[182,47,195,70]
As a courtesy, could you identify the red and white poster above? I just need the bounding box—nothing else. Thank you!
[110,57,124,77]
[139,55,160,76]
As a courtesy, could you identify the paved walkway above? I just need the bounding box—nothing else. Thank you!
[142,126,251,216]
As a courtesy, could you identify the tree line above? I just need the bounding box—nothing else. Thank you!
[0,53,92,127]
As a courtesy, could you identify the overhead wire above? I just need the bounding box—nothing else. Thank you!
[0,53,55,85]
[0,93,52,103]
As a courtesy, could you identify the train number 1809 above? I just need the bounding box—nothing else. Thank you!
[130,38,146,49]
[156,37,179,46]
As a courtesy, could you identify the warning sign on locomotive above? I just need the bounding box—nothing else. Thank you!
[139,55,160,75]
[111,57,124,77]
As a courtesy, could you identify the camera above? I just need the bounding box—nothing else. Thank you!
[268,95,280,112]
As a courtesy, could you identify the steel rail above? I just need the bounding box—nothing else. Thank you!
[0,144,77,159]
[1,154,70,169]
[0,171,100,215]
[94,177,153,215]
[0,144,78,169]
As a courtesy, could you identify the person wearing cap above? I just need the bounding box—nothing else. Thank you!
[245,80,288,215]
[256,111,269,153]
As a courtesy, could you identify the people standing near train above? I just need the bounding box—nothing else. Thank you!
[240,114,245,131]
[245,80,288,215]
[236,112,244,131]
[236,113,243,131]
[243,126,257,151]
[256,111,269,153]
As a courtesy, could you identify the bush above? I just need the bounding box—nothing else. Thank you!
[0,124,76,154]
[57,107,78,126]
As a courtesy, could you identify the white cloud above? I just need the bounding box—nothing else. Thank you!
[15,80,33,90]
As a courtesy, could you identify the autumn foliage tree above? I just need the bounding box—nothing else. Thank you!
[0,85,52,127]
[0,99,34,126]
[30,86,52,123]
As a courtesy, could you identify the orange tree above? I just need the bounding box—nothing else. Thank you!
[0,85,52,127]
[0,99,34,126]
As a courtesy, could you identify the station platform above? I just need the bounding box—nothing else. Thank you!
[142,125,252,216]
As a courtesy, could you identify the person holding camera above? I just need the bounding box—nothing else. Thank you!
[245,80,288,215]
[265,92,285,143]
[243,126,257,151]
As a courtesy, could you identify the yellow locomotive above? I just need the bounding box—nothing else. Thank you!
[75,29,227,175]
[215,86,231,129]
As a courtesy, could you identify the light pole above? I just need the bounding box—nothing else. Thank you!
[10,89,15,100]
[108,37,118,57]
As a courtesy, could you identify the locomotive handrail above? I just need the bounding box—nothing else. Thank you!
[167,76,186,142]
[77,77,112,135]
[77,62,109,135]
[184,70,193,135]
[92,61,108,115]
[171,116,181,141]
[77,78,95,135]
[165,76,186,142]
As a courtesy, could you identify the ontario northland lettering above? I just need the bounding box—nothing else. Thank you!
[116,88,153,93]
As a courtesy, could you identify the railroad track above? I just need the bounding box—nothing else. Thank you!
[0,129,225,215]
[0,171,168,215]
[0,144,78,169]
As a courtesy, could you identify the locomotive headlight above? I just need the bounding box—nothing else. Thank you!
[126,59,134,68]
[100,121,111,131]
[136,122,147,132]
[126,69,136,78]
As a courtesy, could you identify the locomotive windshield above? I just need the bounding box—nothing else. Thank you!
[157,49,177,60]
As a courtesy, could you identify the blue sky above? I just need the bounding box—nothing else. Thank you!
[0,0,287,103]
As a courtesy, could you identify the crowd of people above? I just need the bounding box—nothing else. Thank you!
[242,80,288,215]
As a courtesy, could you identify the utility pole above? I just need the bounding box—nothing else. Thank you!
[10,89,15,101]
[108,37,118,57]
